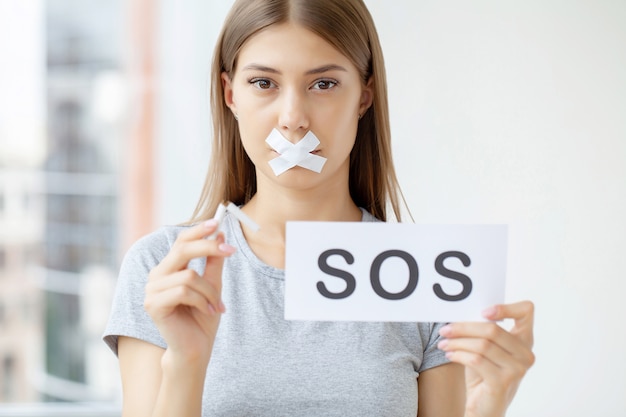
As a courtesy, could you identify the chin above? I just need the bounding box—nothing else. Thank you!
[260,166,334,191]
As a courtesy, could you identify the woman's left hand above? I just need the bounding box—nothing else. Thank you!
[437,301,535,417]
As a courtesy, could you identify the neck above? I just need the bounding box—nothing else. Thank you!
[236,167,362,270]
[240,175,361,243]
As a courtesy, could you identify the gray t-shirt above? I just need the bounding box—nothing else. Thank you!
[103,210,450,416]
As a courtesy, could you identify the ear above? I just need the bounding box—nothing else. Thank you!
[358,76,374,117]
[222,71,238,115]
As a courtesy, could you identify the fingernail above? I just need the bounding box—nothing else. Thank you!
[218,300,226,313]
[204,219,218,229]
[439,325,452,337]
[482,306,497,317]
[437,339,449,350]
[219,243,236,254]
[445,351,454,360]
[208,303,217,315]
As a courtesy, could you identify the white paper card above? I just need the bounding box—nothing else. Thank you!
[285,222,507,322]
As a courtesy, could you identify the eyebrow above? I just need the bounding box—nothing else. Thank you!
[240,63,348,75]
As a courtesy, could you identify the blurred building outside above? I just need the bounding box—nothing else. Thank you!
[0,0,157,409]
[0,170,45,401]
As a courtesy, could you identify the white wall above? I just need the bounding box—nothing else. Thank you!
[156,0,232,224]
[157,1,626,416]
[0,0,46,167]
[368,2,626,416]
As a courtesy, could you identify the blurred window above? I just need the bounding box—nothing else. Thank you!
[0,0,127,409]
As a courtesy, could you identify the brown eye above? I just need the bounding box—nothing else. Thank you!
[250,78,274,89]
[312,79,338,90]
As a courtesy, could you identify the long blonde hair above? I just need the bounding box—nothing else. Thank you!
[189,0,406,223]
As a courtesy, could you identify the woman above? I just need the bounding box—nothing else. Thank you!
[103,0,535,416]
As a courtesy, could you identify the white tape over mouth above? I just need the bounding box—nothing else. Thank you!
[265,128,327,176]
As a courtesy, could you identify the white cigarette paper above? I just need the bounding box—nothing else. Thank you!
[226,202,260,232]
[207,201,260,239]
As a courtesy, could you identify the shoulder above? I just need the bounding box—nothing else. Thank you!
[131,224,191,250]
[121,225,192,270]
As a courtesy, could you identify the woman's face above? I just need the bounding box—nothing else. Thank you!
[222,22,372,192]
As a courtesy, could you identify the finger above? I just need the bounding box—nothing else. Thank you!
[146,269,223,313]
[438,337,534,370]
[483,301,535,347]
[443,348,528,398]
[178,219,220,242]
[144,284,217,319]
[444,349,501,384]
[439,321,531,363]
[160,219,220,271]
[448,346,530,389]
[152,230,233,276]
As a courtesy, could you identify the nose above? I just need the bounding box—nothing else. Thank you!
[278,89,309,141]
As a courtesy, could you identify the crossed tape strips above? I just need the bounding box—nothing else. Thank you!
[265,129,327,176]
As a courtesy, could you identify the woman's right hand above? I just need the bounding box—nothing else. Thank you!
[144,219,236,365]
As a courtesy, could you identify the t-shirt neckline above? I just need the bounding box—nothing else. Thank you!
[224,207,375,280]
